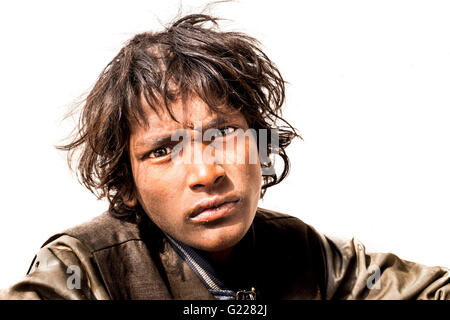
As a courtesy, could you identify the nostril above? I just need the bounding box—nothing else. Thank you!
[192,175,223,190]
[214,175,224,184]
[192,183,205,189]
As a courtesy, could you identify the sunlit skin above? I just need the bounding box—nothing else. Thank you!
[126,95,262,262]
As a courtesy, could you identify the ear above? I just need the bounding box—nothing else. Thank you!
[123,189,138,207]
[124,197,138,207]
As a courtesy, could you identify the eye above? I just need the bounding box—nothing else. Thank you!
[208,126,237,141]
[147,146,173,159]
[218,126,236,136]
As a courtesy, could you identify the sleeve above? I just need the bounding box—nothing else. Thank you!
[318,233,450,300]
[0,235,110,300]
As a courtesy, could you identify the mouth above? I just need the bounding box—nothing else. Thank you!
[188,196,240,223]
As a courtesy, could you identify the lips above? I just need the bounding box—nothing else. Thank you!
[188,196,240,223]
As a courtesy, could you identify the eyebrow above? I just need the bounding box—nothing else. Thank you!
[134,116,232,149]
[135,135,176,148]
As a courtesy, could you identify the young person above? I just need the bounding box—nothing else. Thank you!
[1,14,448,300]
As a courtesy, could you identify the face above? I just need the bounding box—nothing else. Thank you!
[127,96,262,253]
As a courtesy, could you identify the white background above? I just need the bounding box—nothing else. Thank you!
[0,0,449,289]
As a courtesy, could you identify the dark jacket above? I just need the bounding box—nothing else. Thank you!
[1,208,449,299]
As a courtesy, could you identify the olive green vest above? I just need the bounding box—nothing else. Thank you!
[44,208,326,300]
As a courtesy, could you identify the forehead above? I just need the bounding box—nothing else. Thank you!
[128,95,246,145]
[138,94,240,126]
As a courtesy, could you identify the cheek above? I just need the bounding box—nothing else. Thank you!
[134,172,186,236]
[246,139,263,196]
[231,136,262,193]
[246,163,262,199]
[132,163,180,211]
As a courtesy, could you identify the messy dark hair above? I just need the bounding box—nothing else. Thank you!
[58,14,300,220]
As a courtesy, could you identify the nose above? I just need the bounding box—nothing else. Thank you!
[187,144,226,191]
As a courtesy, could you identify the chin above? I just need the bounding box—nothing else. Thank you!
[193,223,250,253]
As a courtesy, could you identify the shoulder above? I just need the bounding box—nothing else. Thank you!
[254,207,325,256]
[1,234,111,300]
[43,211,142,253]
[255,207,298,220]
[254,207,317,237]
